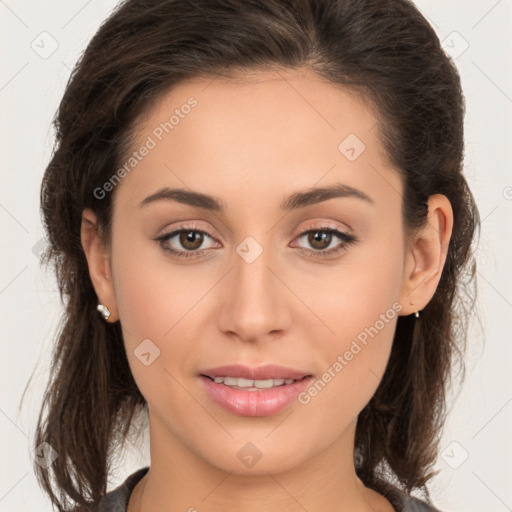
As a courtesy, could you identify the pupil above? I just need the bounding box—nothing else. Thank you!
[181,230,202,249]
[310,231,331,250]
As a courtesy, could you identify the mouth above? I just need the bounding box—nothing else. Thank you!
[199,363,312,382]
[198,364,314,417]
[200,374,310,391]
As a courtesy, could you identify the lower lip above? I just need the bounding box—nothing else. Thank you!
[199,375,313,417]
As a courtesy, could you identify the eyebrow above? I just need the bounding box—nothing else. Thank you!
[138,182,374,211]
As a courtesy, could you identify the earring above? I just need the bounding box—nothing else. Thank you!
[414,310,420,318]
[97,304,111,320]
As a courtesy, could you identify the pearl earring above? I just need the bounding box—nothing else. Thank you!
[97,304,111,320]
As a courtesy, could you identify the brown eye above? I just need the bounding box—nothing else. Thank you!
[179,230,204,251]
[155,225,218,259]
[307,230,333,251]
[293,227,358,258]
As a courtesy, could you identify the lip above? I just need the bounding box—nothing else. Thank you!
[199,364,312,381]
[199,375,313,417]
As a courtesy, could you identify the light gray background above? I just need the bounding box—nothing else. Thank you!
[1,1,511,511]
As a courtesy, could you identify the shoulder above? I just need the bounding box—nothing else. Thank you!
[399,493,443,512]
[97,467,149,512]
[362,473,442,512]
[380,484,443,512]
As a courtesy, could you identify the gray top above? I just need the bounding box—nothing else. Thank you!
[98,466,441,512]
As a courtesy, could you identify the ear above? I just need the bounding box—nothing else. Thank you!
[81,208,118,322]
[399,194,453,316]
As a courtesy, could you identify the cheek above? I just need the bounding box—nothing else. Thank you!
[110,234,215,398]
[112,226,212,337]
[304,224,403,340]
[295,298,400,443]
[297,228,404,414]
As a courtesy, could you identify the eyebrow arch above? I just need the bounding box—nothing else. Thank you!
[139,187,225,211]
[281,182,374,210]
[138,182,374,211]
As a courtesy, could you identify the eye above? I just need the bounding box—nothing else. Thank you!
[154,224,218,259]
[292,226,358,258]
[154,223,358,260]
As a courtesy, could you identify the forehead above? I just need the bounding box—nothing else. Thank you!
[113,67,400,211]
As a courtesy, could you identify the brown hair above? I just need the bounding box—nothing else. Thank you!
[26,0,479,509]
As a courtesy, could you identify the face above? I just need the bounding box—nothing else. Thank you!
[97,68,414,475]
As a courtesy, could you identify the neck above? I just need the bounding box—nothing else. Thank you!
[128,413,393,512]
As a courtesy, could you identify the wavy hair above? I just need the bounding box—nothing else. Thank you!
[25,0,479,509]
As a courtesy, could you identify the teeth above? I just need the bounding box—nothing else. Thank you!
[212,376,297,389]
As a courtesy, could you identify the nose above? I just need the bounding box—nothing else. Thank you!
[216,237,292,343]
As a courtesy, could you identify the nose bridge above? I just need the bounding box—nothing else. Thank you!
[234,234,273,295]
[217,233,289,340]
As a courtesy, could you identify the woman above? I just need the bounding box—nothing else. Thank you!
[32,0,479,510]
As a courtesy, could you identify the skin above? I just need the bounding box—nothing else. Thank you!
[81,67,453,512]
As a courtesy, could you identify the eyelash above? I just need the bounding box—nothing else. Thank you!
[154,223,358,260]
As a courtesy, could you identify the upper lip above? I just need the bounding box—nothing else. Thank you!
[200,364,312,381]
